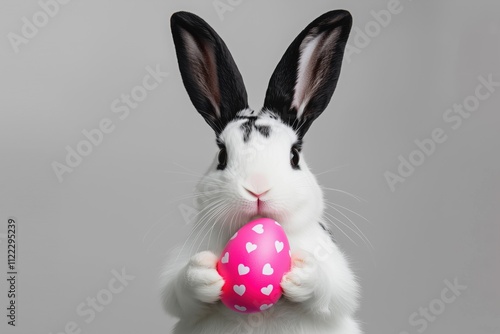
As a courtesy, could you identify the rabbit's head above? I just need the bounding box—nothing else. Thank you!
[170,11,352,238]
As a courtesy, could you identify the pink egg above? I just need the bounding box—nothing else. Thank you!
[217,218,291,313]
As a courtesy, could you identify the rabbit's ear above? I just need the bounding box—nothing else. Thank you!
[171,12,249,134]
[263,10,352,138]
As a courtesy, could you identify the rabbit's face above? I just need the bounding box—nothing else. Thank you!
[172,11,352,238]
[195,111,324,233]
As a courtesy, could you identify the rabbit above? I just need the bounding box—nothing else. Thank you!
[161,10,361,334]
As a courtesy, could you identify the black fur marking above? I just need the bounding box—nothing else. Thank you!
[238,116,271,142]
[235,115,258,121]
[294,140,303,152]
[256,125,270,138]
[319,222,336,244]
[260,110,279,120]
[216,137,225,149]
[240,117,256,142]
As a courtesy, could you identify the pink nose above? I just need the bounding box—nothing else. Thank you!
[244,188,270,198]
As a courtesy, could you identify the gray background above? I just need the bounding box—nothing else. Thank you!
[1,0,499,333]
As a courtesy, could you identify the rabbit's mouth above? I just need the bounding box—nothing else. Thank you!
[252,198,266,216]
[248,199,282,224]
[257,198,263,213]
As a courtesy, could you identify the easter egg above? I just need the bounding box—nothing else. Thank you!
[217,218,291,313]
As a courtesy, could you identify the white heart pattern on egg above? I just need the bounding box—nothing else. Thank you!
[246,242,257,253]
[262,263,274,275]
[221,252,229,264]
[230,232,238,240]
[275,241,284,253]
[261,284,273,296]
[238,264,250,275]
[252,224,264,234]
[234,305,247,312]
[260,303,273,311]
[233,285,246,296]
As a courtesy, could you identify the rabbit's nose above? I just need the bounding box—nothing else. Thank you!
[244,173,271,198]
[244,188,270,199]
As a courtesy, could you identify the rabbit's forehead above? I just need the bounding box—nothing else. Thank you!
[220,115,297,147]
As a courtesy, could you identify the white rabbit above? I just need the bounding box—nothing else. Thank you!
[161,10,361,334]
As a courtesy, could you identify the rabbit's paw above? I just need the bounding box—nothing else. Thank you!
[185,251,224,304]
[280,251,319,303]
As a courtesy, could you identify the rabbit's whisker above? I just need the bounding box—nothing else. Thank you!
[325,200,370,223]
[325,203,373,249]
[321,214,358,246]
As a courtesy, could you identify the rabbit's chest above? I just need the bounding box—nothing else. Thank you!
[174,301,344,334]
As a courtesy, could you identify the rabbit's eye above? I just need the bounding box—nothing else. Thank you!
[217,147,228,170]
[290,147,300,169]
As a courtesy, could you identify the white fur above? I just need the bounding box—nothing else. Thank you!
[160,111,361,333]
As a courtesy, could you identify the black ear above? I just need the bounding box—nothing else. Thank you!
[170,11,249,135]
[263,10,352,138]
